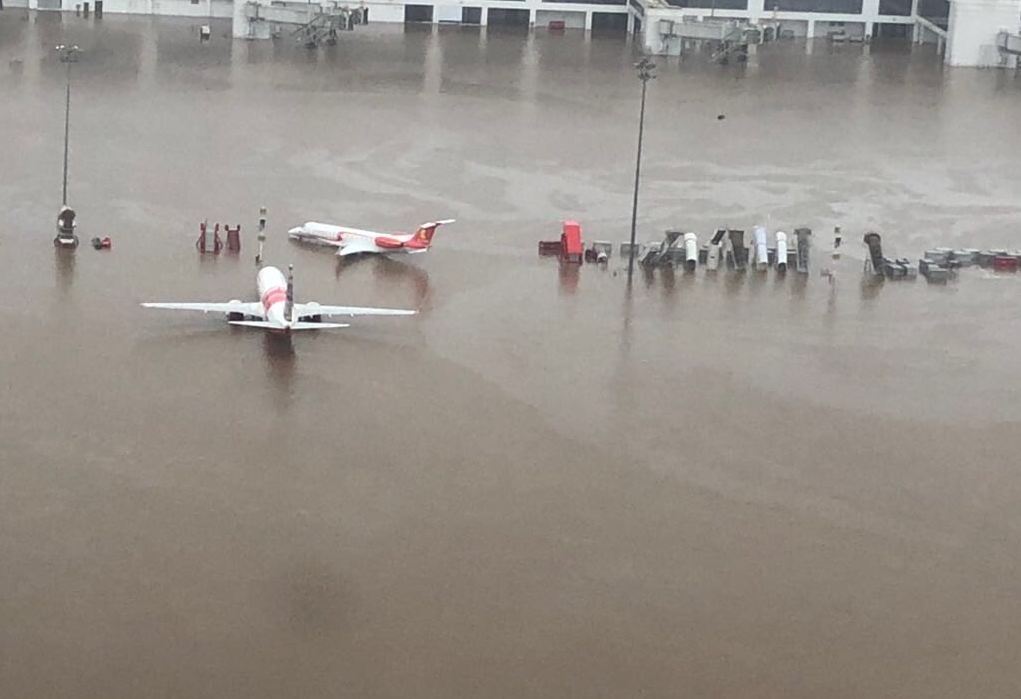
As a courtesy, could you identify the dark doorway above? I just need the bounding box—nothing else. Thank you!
[486,8,529,27]
[875,22,909,39]
[95,0,103,16]
[404,5,433,23]
[591,12,627,33]
[462,6,481,24]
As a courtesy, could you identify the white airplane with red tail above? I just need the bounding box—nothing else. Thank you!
[288,219,455,257]
[142,265,415,333]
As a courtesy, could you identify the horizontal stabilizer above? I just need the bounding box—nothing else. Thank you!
[291,322,350,330]
[228,321,350,330]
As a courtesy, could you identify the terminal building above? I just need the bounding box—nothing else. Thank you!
[7,0,1021,67]
[636,0,1021,67]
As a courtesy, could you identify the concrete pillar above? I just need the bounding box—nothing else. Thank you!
[643,10,662,54]
[945,0,1021,67]
[480,6,488,26]
[584,10,592,31]
[862,0,880,39]
[528,7,535,27]
[806,20,815,39]
[232,0,248,39]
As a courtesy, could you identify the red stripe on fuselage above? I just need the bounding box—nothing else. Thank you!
[261,287,287,313]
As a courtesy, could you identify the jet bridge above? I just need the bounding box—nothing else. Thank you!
[643,10,772,60]
[654,18,748,61]
[235,0,366,41]
[999,31,1021,62]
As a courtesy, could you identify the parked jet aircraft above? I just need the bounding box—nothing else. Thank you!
[141,265,415,333]
[288,219,455,257]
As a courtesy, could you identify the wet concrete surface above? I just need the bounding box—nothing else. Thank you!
[3,11,1021,698]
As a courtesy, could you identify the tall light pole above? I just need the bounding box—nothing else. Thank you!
[56,45,81,207]
[626,57,656,286]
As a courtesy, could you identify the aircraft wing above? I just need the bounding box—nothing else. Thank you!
[336,237,379,257]
[141,301,262,315]
[295,303,416,317]
[290,230,344,247]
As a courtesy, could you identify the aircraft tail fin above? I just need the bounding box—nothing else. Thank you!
[408,219,455,249]
[285,264,294,322]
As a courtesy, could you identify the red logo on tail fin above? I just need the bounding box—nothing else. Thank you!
[411,225,437,247]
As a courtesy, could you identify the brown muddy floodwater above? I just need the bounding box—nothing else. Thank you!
[2,11,1021,698]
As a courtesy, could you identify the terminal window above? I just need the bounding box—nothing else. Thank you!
[665,0,747,9]
[878,0,911,15]
[549,0,627,5]
[765,0,864,12]
[917,0,949,30]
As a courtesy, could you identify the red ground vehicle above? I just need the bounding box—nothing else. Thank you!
[560,220,583,263]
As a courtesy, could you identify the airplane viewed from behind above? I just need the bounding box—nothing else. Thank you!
[288,219,455,257]
[141,265,416,333]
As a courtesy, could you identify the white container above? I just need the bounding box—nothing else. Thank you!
[683,233,698,271]
[752,226,769,271]
[775,231,788,272]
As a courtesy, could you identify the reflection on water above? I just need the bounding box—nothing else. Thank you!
[789,274,809,302]
[860,276,884,302]
[263,332,296,410]
[333,255,354,280]
[371,257,431,310]
[747,268,768,295]
[825,276,839,324]
[640,264,655,290]
[723,269,745,298]
[54,247,75,296]
[557,262,579,295]
[659,265,675,298]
